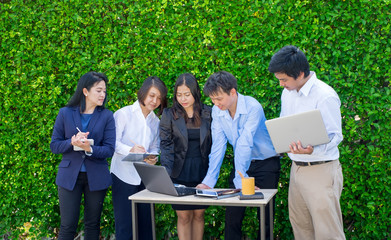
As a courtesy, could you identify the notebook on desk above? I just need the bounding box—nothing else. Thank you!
[265,109,330,153]
[134,163,196,196]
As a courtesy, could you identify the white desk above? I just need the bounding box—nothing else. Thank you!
[129,189,277,240]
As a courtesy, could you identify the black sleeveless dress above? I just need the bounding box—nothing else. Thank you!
[171,125,208,210]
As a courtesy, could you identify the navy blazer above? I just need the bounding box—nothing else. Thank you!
[160,104,212,178]
[50,106,116,191]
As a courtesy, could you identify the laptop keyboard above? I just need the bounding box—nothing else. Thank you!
[175,187,196,196]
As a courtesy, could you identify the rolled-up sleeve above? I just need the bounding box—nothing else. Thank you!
[202,109,227,188]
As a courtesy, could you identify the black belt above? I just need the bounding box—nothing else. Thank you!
[251,155,281,163]
[294,160,332,166]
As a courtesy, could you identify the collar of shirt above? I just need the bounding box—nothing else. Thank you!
[215,93,248,121]
[131,100,157,121]
[298,71,316,97]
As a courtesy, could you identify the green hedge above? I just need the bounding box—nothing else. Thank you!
[1,0,390,239]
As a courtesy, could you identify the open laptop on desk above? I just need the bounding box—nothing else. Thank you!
[134,163,196,196]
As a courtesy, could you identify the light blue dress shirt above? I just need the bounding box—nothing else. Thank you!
[202,93,277,189]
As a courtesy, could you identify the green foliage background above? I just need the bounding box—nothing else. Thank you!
[1,0,390,239]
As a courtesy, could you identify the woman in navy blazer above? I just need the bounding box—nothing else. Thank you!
[50,72,116,240]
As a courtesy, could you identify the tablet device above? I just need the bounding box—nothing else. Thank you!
[122,153,159,162]
[265,109,330,153]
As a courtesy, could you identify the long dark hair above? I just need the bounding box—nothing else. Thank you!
[137,76,168,116]
[66,71,108,112]
[172,73,202,127]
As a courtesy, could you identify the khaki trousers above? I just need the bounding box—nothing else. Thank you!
[289,160,346,240]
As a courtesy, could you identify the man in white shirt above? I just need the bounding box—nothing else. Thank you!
[268,45,346,240]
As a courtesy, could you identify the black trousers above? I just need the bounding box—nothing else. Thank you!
[225,156,281,240]
[111,173,153,240]
[58,172,107,240]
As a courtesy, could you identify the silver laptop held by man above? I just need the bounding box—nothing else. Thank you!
[265,109,330,153]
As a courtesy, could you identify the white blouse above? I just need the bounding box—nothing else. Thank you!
[110,101,160,185]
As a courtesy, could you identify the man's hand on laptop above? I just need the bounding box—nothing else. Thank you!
[196,183,211,189]
[289,140,314,154]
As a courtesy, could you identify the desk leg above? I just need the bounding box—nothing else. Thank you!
[150,203,156,240]
[260,205,265,240]
[132,201,137,240]
[270,201,274,239]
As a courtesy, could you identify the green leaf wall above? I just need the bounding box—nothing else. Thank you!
[1,0,390,239]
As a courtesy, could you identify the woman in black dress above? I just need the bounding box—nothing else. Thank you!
[160,73,212,240]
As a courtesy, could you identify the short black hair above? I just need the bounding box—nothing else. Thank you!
[66,71,108,112]
[268,45,310,79]
[137,76,168,116]
[203,71,237,96]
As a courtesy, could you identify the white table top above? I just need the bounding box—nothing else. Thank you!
[129,189,278,207]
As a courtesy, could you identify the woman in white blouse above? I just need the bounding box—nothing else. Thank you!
[110,76,167,240]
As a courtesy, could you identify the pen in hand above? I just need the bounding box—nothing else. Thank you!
[75,127,88,142]
[129,139,137,146]
[72,127,92,152]
[129,139,146,153]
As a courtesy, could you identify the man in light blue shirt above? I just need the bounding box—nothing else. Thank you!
[197,71,280,240]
